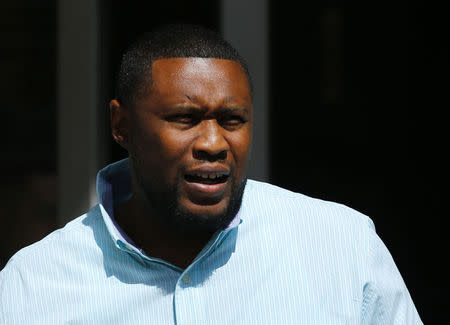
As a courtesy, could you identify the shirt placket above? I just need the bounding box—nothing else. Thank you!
[172,230,228,325]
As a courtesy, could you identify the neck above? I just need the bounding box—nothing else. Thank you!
[114,196,215,269]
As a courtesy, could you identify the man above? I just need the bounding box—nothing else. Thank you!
[1,24,422,324]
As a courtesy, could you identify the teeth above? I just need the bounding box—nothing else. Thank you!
[193,172,227,179]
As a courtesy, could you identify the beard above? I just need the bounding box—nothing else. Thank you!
[130,159,247,235]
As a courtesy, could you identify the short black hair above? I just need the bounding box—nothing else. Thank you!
[115,23,252,107]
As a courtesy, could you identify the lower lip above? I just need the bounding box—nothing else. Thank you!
[184,180,228,195]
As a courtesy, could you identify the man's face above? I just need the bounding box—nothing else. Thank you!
[121,58,252,232]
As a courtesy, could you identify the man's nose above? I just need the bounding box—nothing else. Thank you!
[193,120,228,161]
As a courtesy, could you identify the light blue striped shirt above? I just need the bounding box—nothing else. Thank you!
[1,159,422,324]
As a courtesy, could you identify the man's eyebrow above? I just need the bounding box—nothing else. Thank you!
[217,106,249,114]
[167,105,207,114]
[167,105,248,114]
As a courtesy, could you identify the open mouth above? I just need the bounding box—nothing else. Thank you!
[185,173,229,185]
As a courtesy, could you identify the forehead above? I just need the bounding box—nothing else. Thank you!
[149,58,251,101]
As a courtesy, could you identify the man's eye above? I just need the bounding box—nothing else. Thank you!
[220,116,246,127]
[169,115,196,124]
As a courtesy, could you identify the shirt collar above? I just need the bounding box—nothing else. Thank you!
[96,158,242,257]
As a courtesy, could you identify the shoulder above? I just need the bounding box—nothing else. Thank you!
[1,205,105,277]
[0,205,111,323]
[243,179,375,232]
[0,205,108,320]
[241,180,378,277]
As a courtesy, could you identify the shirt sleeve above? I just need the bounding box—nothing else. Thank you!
[0,261,13,324]
[0,266,4,325]
[361,219,423,324]
[0,258,28,325]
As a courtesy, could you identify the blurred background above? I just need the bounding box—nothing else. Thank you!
[1,0,448,322]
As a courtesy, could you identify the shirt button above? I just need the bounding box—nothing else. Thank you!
[182,274,191,285]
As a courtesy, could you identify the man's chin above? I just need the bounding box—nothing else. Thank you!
[141,176,246,234]
[169,199,233,234]
[182,197,230,216]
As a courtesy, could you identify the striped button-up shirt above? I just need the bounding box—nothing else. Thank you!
[0,159,422,324]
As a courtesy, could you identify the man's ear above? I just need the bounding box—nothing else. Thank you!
[110,99,129,150]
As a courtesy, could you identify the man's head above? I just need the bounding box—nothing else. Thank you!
[115,23,253,108]
[110,24,253,234]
